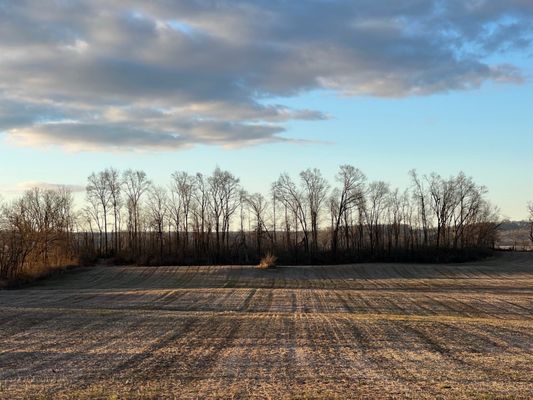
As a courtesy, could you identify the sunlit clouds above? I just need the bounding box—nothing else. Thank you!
[0,0,531,151]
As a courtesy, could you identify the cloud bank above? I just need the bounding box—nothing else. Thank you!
[0,0,531,151]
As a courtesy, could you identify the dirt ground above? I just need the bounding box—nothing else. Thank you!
[0,252,532,399]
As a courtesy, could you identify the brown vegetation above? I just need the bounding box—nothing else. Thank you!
[0,252,531,399]
[0,188,77,283]
[258,252,278,269]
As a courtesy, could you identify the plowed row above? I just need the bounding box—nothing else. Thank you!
[0,253,532,399]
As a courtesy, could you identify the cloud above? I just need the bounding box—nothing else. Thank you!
[0,0,531,151]
[7,120,295,151]
[15,181,85,193]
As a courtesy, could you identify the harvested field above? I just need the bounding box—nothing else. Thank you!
[0,253,532,399]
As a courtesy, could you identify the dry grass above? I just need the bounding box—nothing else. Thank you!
[0,253,532,399]
[258,252,278,269]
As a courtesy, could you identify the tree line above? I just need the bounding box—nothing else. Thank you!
[1,165,501,281]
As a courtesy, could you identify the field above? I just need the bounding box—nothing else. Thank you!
[0,253,532,399]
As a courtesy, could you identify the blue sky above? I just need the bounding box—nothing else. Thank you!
[0,1,532,219]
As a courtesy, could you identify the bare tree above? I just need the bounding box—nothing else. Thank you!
[170,171,195,252]
[245,192,270,254]
[363,181,390,255]
[122,169,151,255]
[1,187,75,279]
[104,168,122,254]
[208,168,226,259]
[388,188,405,251]
[409,170,429,246]
[192,173,210,254]
[270,184,277,247]
[86,171,112,255]
[452,173,483,249]
[147,185,168,262]
[221,171,240,252]
[330,165,366,256]
[208,167,240,259]
[427,173,456,248]
[273,173,310,254]
[472,201,500,248]
[300,168,329,253]
[400,189,415,251]
[83,194,104,254]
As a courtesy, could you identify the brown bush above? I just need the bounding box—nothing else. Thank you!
[258,253,278,269]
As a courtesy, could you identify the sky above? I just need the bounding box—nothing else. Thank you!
[0,0,532,219]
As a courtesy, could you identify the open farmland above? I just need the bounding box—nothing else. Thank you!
[0,253,532,399]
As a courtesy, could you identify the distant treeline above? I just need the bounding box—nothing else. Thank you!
[0,166,500,282]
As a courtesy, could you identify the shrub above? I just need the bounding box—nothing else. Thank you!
[258,252,278,269]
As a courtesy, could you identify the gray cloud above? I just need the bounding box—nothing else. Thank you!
[0,0,531,150]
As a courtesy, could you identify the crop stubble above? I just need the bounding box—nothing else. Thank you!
[0,253,531,399]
